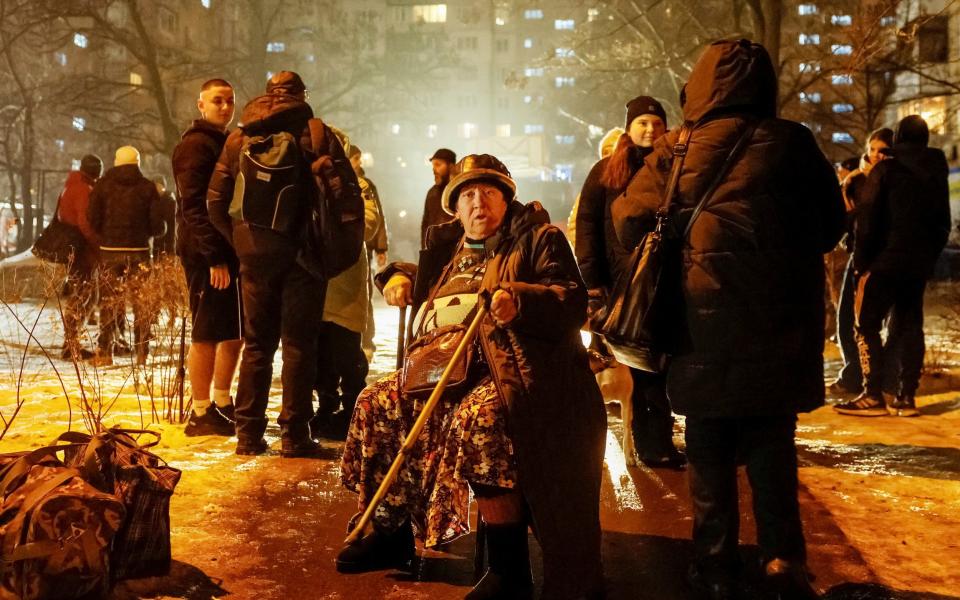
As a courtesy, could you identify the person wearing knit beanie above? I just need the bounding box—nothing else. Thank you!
[625,95,668,131]
[114,145,140,167]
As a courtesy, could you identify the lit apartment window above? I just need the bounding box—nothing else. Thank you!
[555,76,575,88]
[880,16,895,26]
[799,92,821,104]
[390,123,400,135]
[524,124,544,134]
[832,103,854,113]
[555,135,575,145]
[496,124,511,137]
[798,4,818,15]
[55,139,65,152]
[524,67,544,77]
[201,0,211,8]
[266,41,285,53]
[831,14,852,26]
[555,47,574,58]
[523,95,533,104]
[832,44,853,55]
[306,54,315,63]
[524,9,544,19]
[587,8,599,22]
[555,19,575,30]
[833,132,855,144]
[71,159,82,170]
[54,52,67,66]
[554,164,574,182]
[832,74,853,85]
[524,38,534,49]
[459,122,478,138]
[799,33,820,45]
[426,124,438,138]
[413,4,447,23]
[72,116,86,131]
[495,6,508,26]
[129,72,143,85]
[74,33,88,48]
[799,62,821,73]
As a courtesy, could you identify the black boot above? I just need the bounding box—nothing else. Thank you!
[466,522,534,600]
[763,559,818,600]
[335,519,415,573]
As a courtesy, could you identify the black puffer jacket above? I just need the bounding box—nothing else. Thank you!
[854,142,950,279]
[88,164,165,251]
[612,39,845,417]
[172,119,235,267]
[574,147,648,289]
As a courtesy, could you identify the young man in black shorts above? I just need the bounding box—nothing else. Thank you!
[172,79,243,436]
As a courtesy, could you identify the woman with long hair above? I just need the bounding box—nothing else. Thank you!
[574,96,685,468]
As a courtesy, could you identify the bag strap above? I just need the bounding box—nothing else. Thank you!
[307,118,327,156]
[0,443,80,498]
[414,239,464,339]
[681,120,759,239]
[658,125,693,214]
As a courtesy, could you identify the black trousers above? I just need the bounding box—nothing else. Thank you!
[834,256,862,389]
[629,369,677,459]
[315,321,369,416]
[685,415,806,578]
[234,252,325,443]
[854,271,926,396]
[62,260,96,348]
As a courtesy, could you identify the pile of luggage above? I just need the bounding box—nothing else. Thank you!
[0,428,181,599]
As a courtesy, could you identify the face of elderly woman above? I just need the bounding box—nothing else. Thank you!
[455,183,508,239]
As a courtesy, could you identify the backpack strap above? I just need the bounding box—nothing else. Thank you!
[307,118,327,156]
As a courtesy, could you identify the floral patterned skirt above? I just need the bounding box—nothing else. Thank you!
[339,371,518,547]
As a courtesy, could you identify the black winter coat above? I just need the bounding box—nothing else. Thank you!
[612,40,845,418]
[88,164,165,252]
[377,201,606,599]
[574,148,647,289]
[172,119,235,267]
[420,180,452,248]
[854,144,951,279]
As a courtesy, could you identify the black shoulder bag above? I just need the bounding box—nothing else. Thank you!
[32,191,87,265]
[599,121,758,373]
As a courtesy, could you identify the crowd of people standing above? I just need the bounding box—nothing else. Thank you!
[45,35,955,600]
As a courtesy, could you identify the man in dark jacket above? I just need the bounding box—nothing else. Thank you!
[207,71,360,457]
[419,147,456,247]
[88,146,166,366]
[171,78,242,437]
[837,115,951,418]
[613,40,845,600]
[58,154,102,360]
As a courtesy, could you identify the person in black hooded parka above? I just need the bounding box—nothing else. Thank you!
[612,40,845,599]
[837,115,951,418]
[574,95,685,468]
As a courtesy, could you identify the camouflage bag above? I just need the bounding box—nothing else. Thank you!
[57,429,181,580]
[0,446,125,600]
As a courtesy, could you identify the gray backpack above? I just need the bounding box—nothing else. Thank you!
[229,131,305,235]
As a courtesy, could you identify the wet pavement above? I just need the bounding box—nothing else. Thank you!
[75,304,960,599]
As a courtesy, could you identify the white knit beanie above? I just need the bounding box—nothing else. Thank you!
[114,145,140,167]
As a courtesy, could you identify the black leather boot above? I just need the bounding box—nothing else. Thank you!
[335,519,415,573]
[465,522,534,600]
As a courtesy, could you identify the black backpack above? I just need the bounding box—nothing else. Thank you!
[297,118,364,280]
[229,130,305,236]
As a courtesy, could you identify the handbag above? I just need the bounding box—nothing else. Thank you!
[56,428,182,580]
[31,192,87,265]
[600,121,758,372]
[400,241,480,400]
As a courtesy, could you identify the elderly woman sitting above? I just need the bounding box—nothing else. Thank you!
[336,155,606,600]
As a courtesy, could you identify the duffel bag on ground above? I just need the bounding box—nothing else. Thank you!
[57,428,181,580]
[0,445,125,600]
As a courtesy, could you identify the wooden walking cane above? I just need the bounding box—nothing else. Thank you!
[345,303,488,544]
